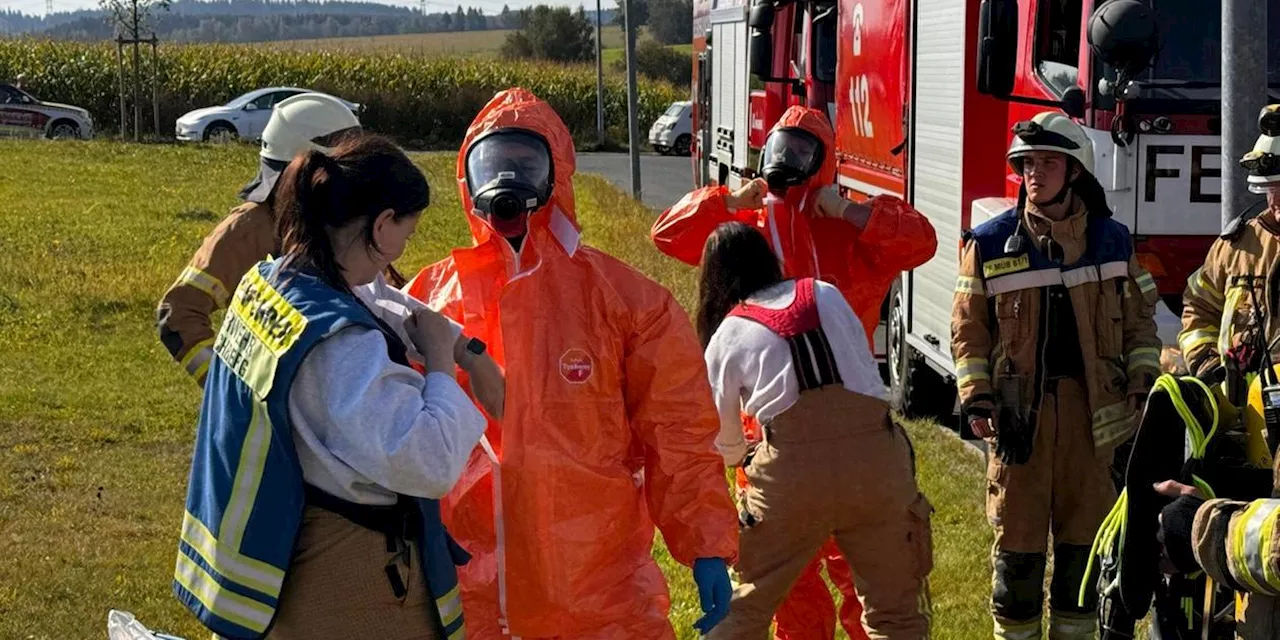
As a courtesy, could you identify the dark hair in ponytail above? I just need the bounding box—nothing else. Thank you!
[695,222,784,348]
[274,133,429,293]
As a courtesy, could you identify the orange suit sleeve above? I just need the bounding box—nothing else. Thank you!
[651,185,758,266]
[856,195,938,273]
[625,286,738,566]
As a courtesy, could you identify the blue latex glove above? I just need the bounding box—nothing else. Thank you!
[692,557,732,635]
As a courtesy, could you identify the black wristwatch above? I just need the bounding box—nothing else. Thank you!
[464,337,487,356]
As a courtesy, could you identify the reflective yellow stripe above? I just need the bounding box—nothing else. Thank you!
[985,268,1062,295]
[1260,501,1280,593]
[1219,287,1247,355]
[448,626,467,640]
[993,618,1041,640]
[182,340,215,378]
[192,359,211,383]
[174,552,273,633]
[1230,500,1278,594]
[219,402,271,552]
[954,275,981,295]
[1178,327,1219,355]
[1135,270,1158,296]
[1092,402,1134,450]
[178,266,230,308]
[1127,347,1161,373]
[956,357,990,387]
[918,578,933,625]
[181,511,285,597]
[437,584,463,627]
[1187,268,1223,305]
[1048,610,1097,636]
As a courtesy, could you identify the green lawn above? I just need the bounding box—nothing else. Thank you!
[0,139,990,639]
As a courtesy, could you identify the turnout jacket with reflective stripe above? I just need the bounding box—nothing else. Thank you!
[1178,214,1280,381]
[1192,457,1280,638]
[156,202,279,387]
[174,261,464,640]
[950,205,1161,453]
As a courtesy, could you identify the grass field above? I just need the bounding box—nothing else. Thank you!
[267,24,629,55]
[0,139,991,639]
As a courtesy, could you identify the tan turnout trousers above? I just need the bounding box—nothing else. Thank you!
[267,506,441,640]
[710,388,933,640]
[986,377,1117,639]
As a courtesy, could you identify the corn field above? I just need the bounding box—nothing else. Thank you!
[0,38,686,148]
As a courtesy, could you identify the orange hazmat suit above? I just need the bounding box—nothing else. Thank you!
[406,88,738,640]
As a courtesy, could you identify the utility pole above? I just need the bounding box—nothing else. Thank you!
[595,0,604,149]
[623,0,641,199]
[1222,0,1268,232]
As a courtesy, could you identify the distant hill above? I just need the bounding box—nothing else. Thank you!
[1,1,619,42]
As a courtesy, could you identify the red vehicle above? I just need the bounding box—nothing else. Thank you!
[690,0,1279,419]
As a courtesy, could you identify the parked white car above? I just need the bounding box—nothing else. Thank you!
[175,87,361,143]
[648,101,692,156]
[0,82,94,140]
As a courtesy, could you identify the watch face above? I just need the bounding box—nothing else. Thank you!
[466,338,487,355]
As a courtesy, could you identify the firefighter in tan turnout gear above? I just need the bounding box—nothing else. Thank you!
[156,93,362,385]
[1158,104,1280,639]
[950,112,1162,639]
[1179,105,1280,395]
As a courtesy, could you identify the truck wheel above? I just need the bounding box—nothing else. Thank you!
[887,279,956,422]
[674,134,692,156]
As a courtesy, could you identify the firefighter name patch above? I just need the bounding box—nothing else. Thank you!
[983,255,1030,279]
[559,348,594,384]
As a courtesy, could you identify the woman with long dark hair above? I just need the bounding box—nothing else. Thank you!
[173,133,492,640]
[698,222,933,639]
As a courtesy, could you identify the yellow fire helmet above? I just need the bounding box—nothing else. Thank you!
[1243,366,1280,469]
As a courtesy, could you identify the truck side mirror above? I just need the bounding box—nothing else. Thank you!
[748,0,775,80]
[1061,86,1086,119]
[976,0,1018,97]
[1088,0,1159,80]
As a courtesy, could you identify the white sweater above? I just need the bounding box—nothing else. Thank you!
[703,280,886,466]
[286,276,486,505]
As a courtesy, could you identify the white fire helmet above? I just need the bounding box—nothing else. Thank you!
[1242,104,1280,195]
[239,93,362,203]
[1006,111,1095,177]
[260,92,361,163]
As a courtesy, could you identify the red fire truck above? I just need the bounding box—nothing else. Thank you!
[689,0,1279,421]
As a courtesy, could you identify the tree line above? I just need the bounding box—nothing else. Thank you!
[500,0,692,88]
[42,6,514,42]
[2,0,618,41]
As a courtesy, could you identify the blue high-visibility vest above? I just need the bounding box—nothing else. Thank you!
[969,207,1134,295]
[173,260,465,640]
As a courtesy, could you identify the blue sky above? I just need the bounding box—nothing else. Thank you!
[11,0,592,17]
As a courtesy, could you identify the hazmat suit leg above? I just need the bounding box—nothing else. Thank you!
[773,556,838,640]
[987,378,1114,640]
[772,542,867,640]
[822,544,871,640]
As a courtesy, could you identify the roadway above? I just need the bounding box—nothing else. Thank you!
[576,152,695,211]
